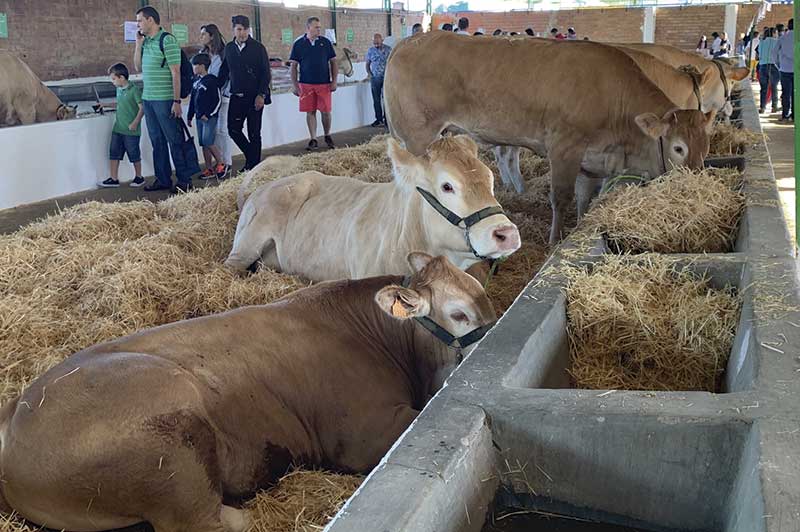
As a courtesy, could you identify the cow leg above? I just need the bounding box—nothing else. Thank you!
[493,146,524,194]
[575,173,603,219]
[548,149,585,245]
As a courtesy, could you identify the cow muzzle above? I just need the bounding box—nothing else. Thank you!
[416,187,519,260]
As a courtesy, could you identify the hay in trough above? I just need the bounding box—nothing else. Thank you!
[247,469,363,532]
[565,255,741,392]
[710,122,763,155]
[583,167,744,254]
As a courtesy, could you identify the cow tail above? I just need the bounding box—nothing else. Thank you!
[237,169,258,213]
[0,397,18,514]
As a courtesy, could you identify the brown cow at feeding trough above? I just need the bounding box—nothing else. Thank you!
[225,135,521,280]
[384,32,715,244]
[0,253,495,532]
[0,52,77,127]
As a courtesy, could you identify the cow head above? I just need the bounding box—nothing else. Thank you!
[56,104,78,120]
[387,136,521,266]
[375,252,497,347]
[336,47,356,78]
[694,61,748,119]
[635,109,713,173]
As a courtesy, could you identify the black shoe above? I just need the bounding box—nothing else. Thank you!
[99,177,120,188]
[371,120,382,127]
[306,139,318,151]
[381,119,388,127]
[129,176,145,188]
[171,182,194,194]
[324,135,335,149]
[144,181,172,192]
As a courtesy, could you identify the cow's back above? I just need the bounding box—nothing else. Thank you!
[385,33,674,152]
[0,52,54,126]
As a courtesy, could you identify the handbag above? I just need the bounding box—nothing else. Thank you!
[177,118,201,177]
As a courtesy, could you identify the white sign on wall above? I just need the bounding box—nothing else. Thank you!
[124,21,138,43]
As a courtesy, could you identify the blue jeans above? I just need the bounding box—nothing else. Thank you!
[143,100,193,186]
[197,115,218,147]
[758,64,780,110]
[371,77,385,122]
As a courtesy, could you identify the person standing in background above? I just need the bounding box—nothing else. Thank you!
[290,17,338,151]
[199,24,232,178]
[773,18,794,122]
[757,28,780,113]
[219,15,271,171]
[134,6,194,193]
[366,33,391,127]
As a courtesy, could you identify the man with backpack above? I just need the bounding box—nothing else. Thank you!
[134,6,197,193]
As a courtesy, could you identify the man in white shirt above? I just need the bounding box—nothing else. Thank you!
[455,17,470,35]
[710,32,722,56]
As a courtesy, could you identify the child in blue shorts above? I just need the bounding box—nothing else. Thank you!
[100,63,144,187]
[188,54,225,180]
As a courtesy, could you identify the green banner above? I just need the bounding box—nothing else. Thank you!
[346,28,354,43]
[281,28,293,44]
[171,23,189,44]
[0,13,8,39]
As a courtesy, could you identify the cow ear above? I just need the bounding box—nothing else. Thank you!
[375,286,430,320]
[703,110,717,134]
[387,137,423,185]
[408,252,433,273]
[635,112,669,139]
[451,135,479,157]
[464,260,492,286]
[730,67,750,81]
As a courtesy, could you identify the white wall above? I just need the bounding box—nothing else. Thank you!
[643,7,656,43]
[0,80,374,211]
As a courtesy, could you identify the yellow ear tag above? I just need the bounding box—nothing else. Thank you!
[392,299,409,318]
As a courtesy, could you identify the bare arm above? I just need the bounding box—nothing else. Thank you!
[129,103,144,131]
[134,33,144,72]
[330,58,339,90]
[366,59,372,78]
[291,62,300,96]
[170,64,182,117]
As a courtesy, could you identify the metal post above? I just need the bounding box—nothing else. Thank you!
[795,0,799,247]
[329,0,337,40]
[426,0,432,16]
[252,0,262,42]
[385,0,392,37]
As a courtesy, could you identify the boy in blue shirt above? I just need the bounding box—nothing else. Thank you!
[188,54,226,179]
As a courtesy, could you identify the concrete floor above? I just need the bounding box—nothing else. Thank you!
[751,79,796,241]
[0,125,383,234]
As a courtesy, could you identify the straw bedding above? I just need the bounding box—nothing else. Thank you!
[710,122,763,156]
[565,255,741,392]
[583,167,745,254]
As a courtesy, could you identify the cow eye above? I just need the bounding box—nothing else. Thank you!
[674,146,685,155]
[450,311,468,323]
[442,183,454,193]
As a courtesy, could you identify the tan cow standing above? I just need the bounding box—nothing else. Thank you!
[0,52,77,127]
[225,135,521,280]
[385,32,715,243]
[0,253,496,532]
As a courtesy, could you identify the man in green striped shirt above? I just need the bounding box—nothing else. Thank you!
[134,6,194,193]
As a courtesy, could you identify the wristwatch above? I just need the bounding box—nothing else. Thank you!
[173,99,181,103]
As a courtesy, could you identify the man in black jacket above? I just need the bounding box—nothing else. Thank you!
[218,15,271,171]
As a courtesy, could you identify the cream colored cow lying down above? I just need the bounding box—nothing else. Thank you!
[225,136,521,281]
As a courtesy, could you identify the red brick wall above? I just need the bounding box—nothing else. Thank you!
[653,5,726,51]
[737,3,794,39]
[0,0,412,80]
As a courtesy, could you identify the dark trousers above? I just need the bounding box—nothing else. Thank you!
[759,64,780,110]
[228,94,264,171]
[780,71,794,119]
[371,76,385,122]
[142,100,193,186]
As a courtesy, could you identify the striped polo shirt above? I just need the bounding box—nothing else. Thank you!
[141,29,181,101]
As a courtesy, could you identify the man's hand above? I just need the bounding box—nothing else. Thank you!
[255,94,265,111]
[201,115,208,121]
[187,118,193,127]
[330,80,338,93]
[171,101,182,118]
[128,120,140,131]
[292,83,300,97]
[136,31,145,45]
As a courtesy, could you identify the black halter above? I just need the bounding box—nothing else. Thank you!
[711,59,730,100]
[415,187,505,261]
[401,276,496,350]
[678,66,704,111]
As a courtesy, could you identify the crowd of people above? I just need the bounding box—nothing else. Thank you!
[438,17,585,40]
[101,6,340,192]
[696,18,794,122]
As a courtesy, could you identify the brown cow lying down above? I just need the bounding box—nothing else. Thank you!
[384,32,715,244]
[226,135,521,281]
[0,51,77,127]
[0,253,496,532]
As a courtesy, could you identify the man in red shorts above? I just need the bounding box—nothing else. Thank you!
[290,16,339,150]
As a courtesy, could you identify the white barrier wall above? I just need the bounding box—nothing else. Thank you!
[0,79,374,211]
